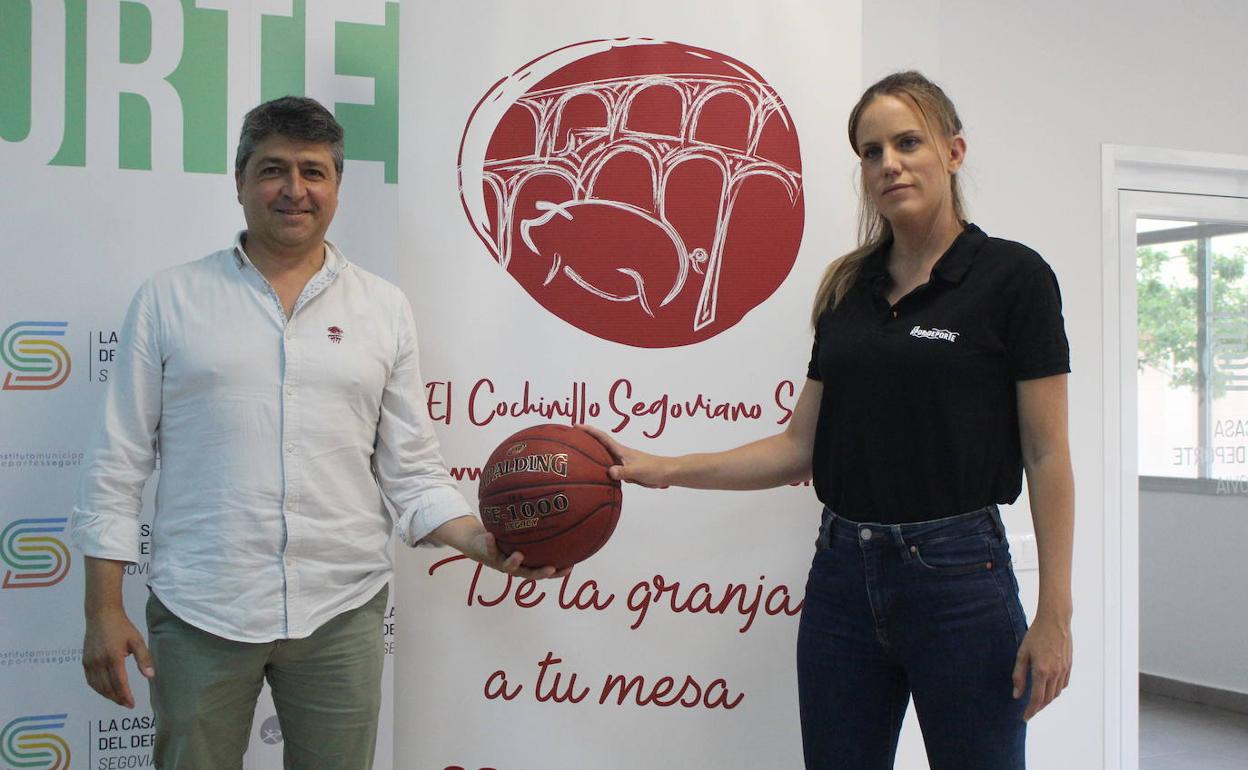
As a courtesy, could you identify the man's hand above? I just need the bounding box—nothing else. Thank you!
[82,606,155,709]
[464,528,573,581]
[1012,613,1072,721]
[429,516,571,580]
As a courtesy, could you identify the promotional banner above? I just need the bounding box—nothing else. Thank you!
[2,1,402,767]
[397,3,862,769]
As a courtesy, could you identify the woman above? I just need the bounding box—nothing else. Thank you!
[583,71,1073,769]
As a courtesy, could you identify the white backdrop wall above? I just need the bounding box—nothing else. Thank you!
[1,1,401,768]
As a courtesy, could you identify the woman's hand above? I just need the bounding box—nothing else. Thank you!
[578,424,675,489]
[1012,612,1072,721]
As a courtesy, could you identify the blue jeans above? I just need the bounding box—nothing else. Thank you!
[796,506,1029,770]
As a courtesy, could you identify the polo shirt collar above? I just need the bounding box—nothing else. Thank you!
[861,222,986,288]
[931,223,985,284]
[231,231,347,276]
[861,242,890,283]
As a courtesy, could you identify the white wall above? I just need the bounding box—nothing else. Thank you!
[862,0,1248,765]
[1140,489,1248,695]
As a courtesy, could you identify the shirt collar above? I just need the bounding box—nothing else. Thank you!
[861,242,890,283]
[231,231,347,276]
[931,223,985,283]
[861,222,986,288]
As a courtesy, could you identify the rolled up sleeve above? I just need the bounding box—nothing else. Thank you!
[70,282,162,562]
[372,295,473,547]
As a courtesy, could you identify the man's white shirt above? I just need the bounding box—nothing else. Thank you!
[71,235,472,642]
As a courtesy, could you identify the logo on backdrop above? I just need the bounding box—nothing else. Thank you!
[0,714,71,770]
[1,322,72,391]
[1,518,72,589]
[87,329,120,384]
[259,715,284,745]
[458,38,804,348]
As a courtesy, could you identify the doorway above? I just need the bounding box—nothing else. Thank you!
[1103,147,1248,769]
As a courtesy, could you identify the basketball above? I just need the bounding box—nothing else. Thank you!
[478,424,622,569]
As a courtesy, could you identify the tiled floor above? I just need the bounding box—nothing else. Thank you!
[1140,691,1248,769]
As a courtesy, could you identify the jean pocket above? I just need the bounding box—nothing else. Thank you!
[910,534,996,575]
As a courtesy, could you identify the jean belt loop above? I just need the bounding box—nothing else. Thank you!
[986,503,1006,539]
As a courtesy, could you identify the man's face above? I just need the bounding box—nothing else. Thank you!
[235,135,340,258]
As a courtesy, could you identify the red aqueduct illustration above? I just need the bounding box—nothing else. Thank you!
[459,38,805,348]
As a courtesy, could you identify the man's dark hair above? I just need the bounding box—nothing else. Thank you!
[234,96,345,178]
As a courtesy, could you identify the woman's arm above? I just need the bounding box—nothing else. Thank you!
[1011,373,1075,720]
[581,378,823,491]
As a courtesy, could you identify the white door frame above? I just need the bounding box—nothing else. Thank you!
[1100,144,1248,770]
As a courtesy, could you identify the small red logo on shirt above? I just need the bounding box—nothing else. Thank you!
[327,326,344,343]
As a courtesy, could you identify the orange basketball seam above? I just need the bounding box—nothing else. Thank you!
[479,479,619,497]
[493,431,613,466]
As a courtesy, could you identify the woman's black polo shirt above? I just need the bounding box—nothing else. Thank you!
[806,223,1070,524]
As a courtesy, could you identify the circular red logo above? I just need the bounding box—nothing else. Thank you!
[459,39,804,348]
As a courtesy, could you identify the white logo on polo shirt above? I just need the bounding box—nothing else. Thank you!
[910,325,960,342]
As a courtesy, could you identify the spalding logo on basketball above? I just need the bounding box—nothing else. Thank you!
[459,38,804,348]
[478,424,622,569]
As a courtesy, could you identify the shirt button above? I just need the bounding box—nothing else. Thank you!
[286,387,295,396]
[285,443,295,453]
[860,528,872,541]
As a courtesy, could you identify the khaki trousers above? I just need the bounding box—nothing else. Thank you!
[145,586,387,770]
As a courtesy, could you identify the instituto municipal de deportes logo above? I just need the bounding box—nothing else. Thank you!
[0,714,71,770]
[1,518,72,589]
[259,715,284,745]
[1,322,72,391]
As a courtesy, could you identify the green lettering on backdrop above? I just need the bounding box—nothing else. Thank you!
[336,2,399,183]
[1,0,398,180]
[0,0,86,165]
[53,0,87,166]
[118,0,151,169]
[169,0,228,173]
[261,0,306,102]
[0,0,33,142]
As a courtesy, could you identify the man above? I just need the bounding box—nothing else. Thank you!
[70,97,557,769]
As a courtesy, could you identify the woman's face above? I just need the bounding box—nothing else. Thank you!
[854,94,964,231]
